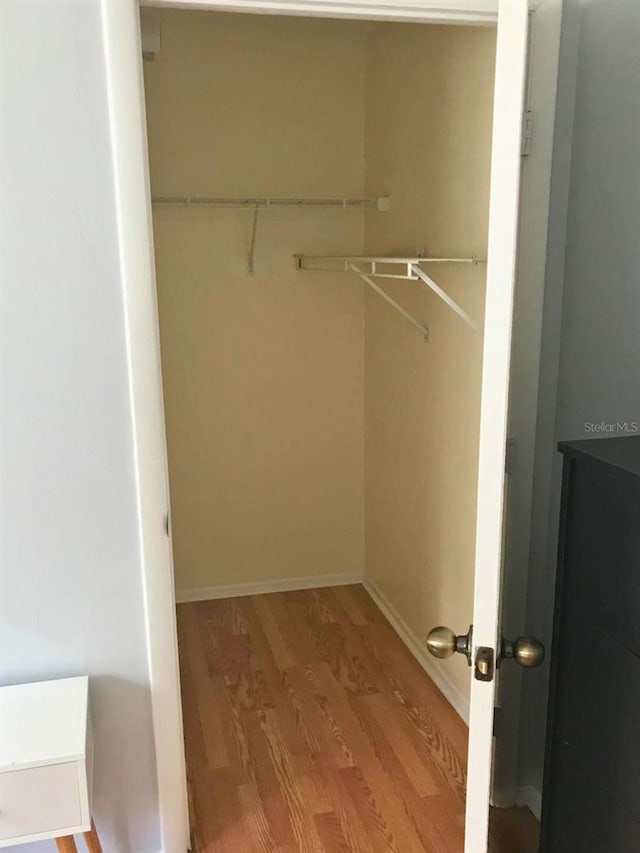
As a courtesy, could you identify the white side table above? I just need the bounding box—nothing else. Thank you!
[0,677,102,852]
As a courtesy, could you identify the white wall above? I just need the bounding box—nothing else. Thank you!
[518,0,640,800]
[0,2,159,850]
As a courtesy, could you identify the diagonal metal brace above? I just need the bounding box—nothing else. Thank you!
[410,263,481,333]
[349,264,429,341]
[248,206,260,275]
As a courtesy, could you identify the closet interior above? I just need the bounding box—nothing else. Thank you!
[141,9,524,850]
[144,4,495,717]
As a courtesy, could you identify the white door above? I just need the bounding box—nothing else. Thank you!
[427,2,534,852]
[465,1,529,850]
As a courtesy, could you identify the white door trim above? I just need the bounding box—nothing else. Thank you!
[141,0,499,24]
[101,1,548,850]
[100,3,189,851]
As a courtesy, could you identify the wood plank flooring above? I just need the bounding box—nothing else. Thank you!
[177,584,539,852]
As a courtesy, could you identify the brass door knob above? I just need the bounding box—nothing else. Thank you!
[426,625,473,665]
[501,636,545,668]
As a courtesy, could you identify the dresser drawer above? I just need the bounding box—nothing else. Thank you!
[542,439,640,851]
[541,736,640,853]
[0,763,82,846]
[554,597,640,820]
[564,461,640,656]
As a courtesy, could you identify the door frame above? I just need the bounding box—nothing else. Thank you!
[100,0,558,849]
[493,0,564,820]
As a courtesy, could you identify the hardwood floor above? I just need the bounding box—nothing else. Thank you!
[177,584,538,852]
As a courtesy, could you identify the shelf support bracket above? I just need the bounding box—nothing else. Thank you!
[349,264,429,341]
[410,263,481,333]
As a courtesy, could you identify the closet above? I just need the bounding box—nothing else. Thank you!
[142,11,505,848]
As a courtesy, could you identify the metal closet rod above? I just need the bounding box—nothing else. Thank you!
[151,196,390,275]
[152,195,391,210]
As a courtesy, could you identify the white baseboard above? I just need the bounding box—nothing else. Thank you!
[175,572,364,603]
[516,785,542,821]
[363,577,470,725]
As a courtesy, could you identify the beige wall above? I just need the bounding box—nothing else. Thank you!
[144,11,367,591]
[364,24,496,703]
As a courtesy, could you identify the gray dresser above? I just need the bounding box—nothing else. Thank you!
[540,436,640,851]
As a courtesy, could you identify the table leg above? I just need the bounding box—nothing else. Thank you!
[83,820,103,853]
[55,838,78,853]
